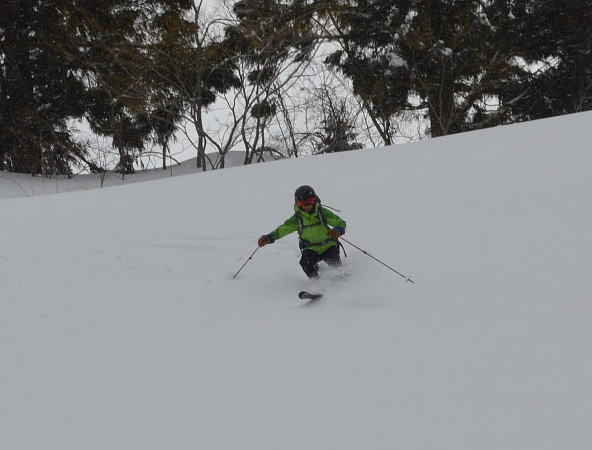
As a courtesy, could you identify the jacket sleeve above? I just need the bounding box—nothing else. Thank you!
[321,207,346,234]
[268,214,299,240]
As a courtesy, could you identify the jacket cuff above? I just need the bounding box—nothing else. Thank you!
[333,226,345,235]
[266,233,276,243]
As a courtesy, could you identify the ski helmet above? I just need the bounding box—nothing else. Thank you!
[294,185,316,202]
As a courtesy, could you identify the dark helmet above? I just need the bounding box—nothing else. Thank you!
[294,185,316,202]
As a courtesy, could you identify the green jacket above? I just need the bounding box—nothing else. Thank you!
[268,203,346,254]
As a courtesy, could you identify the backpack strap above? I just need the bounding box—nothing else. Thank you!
[296,207,326,235]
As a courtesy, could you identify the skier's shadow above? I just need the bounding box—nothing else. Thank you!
[301,296,323,307]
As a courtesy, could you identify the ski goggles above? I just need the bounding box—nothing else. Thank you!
[296,197,316,207]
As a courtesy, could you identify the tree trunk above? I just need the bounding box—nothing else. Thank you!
[427,74,457,137]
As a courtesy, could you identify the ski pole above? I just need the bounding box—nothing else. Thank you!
[339,237,415,284]
[233,246,260,279]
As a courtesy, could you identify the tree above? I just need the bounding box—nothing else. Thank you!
[0,0,88,174]
[0,0,195,175]
[82,0,195,174]
[498,0,592,121]
[296,78,364,154]
[212,0,334,164]
[323,0,528,138]
[139,0,241,170]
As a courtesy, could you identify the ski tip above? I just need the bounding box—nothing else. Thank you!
[298,290,323,300]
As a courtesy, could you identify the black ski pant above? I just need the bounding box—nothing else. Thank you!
[300,244,341,279]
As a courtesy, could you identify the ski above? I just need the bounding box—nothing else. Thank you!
[298,290,323,300]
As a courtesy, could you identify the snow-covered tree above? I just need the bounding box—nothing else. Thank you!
[323,0,529,137]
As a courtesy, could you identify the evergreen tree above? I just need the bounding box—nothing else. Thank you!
[0,0,194,175]
[0,0,87,174]
[324,0,527,138]
[79,0,195,174]
[498,0,592,121]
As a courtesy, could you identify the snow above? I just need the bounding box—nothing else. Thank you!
[2,111,592,449]
[388,51,408,68]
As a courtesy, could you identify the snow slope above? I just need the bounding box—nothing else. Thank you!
[0,152,252,200]
[2,112,592,450]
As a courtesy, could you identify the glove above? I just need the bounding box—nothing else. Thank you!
[328,227,343,238]
[258,235,271,247]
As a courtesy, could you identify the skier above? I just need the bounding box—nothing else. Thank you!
[258,185,346,279]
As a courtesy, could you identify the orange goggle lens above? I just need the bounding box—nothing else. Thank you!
[296,197,316,207]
